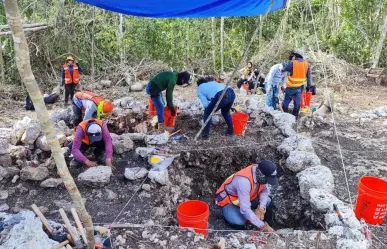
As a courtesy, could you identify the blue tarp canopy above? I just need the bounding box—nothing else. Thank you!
[76,0,287,18]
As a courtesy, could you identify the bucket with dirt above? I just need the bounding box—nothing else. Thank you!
[177,200,209,236]
[164,107,178,128]
[232,112,249,135]
[355,176,387,224]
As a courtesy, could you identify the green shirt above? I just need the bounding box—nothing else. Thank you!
[151,71,178,107]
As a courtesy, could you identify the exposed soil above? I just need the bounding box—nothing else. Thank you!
[1,81,387,248]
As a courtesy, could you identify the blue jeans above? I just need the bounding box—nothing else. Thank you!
[266,85,279,110]
[146,82,165,123]
[222,197,272,227]
[282,87,302,117]
[203,88,235,136]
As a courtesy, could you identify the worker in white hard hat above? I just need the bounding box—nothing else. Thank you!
[282,49,313,118]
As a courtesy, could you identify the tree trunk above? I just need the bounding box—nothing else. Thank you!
[0,38,4,84]
[220,17,224,74]
[258,15,263,53]
[91,7,96,78]
[3,1,95,248]
[372,14,387,68]
[185,19,190,68]
[211,17,216,73]
[118,13,124,64]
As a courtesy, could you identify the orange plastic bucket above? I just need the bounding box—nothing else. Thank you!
[355,176,387,224]
[242,83,249,94]
[293,92,312,108]
[305,92,312,106]
[148,97,157,116]
[164,107,178,128]
[232,112,249,135]
[177,200,209,236]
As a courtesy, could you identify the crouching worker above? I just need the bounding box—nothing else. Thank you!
[72,90,114,127]
[146,71,190,131]
[215,160,278,231]
[69,119,113,168]
[197,78,236,139]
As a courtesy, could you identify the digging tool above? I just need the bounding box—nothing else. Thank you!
[333,204,355,239]
[31,204,53,234]
[52,240,69,249]
[59,208,85,249]
[70,208,88,244]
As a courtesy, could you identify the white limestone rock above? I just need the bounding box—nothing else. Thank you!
[286,151,321,173]
[111,133,134,154]
[20,167,49,181]
[135,147,155,158]
[78,166,112,186]
[148,170,169,185]
[309,188,344,213]
[0,211,58,249]
[124,167,148,180]
[297,166,334,199]
[145,133,169,145]
[40,178,63,188]
[21,122,41,144]
[278,134,314,156]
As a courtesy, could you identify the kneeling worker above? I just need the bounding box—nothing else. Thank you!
[72,90,114,127]
[215,160,278,232]
[69,119,113,168]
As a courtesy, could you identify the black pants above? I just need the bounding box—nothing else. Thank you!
[68,140,106,163]
[64,83,76,104]
[72,104,83,127]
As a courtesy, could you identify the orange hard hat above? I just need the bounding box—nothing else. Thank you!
[102,100,114,114]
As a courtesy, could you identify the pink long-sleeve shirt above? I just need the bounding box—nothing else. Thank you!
[72,122,113,163]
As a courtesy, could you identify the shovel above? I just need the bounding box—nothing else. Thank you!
[333,204,356,239]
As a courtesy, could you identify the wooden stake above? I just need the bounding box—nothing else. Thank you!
[31,204,53,234]
[52,240,69,249]
[71,208,88,244]
[59,208,80,245]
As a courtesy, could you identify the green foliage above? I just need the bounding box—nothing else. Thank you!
[1,0,387,85]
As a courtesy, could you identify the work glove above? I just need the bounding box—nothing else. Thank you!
[255,206,266,220]
[260,222,274,232]
[169,106,176,116]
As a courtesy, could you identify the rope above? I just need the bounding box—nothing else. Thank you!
[305,0,353,207]
[193,0,275,140]
[107,176,149,247]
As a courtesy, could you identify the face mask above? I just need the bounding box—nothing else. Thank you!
[256,169,268,184]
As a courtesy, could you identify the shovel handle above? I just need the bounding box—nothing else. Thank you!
[333,204,344,223]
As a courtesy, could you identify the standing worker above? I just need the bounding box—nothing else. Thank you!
[215,160,278,231]
[282,50,312,118]
[72,90,114,127]
[197,77,235,139]
[146,71,190,131]
[265,63,287,110]
[62,56,83,106]
[69,118,113,168]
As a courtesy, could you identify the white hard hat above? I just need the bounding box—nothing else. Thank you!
[293,49,306,59]
[86,123,102,142]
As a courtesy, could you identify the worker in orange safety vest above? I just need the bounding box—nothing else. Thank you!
[281,50,313,118]
[72,90,114,127]
[62,56,83,105]
[68,118,113,168]
[215,160,278,231]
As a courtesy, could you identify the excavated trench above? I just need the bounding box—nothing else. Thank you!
[109,111,325,231]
